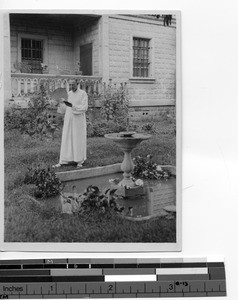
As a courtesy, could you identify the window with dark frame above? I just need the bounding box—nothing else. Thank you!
[21,38,43,73]
[133,37,150,77]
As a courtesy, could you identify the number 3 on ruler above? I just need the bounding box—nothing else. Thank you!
[169,283,174,291]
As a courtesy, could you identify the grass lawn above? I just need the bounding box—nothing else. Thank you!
[4,117,176,243]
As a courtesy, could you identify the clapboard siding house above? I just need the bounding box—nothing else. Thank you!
[3,13,177,116]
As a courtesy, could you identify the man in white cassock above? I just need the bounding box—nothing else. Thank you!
[54,80,88,168]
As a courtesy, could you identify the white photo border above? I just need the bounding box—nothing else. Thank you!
[0,9,182,252]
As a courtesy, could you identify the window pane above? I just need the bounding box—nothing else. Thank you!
[133,37,150,77]
[21,38,43,73]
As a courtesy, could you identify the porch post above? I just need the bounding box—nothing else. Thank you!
[3,12,11,105]
[99,15,109,83]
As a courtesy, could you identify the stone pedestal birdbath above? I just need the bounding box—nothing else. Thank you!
[105,132,151,188]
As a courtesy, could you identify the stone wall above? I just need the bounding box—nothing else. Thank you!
[129,105,175,121]
[108,15,176,107]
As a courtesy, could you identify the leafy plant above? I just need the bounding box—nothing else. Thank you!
[85,82,129,137]
[78,185,124,214]
[100,82,129,123]
[40,63,48,73]
[12,61,32,73]
[141,122,156,133]
[75,61,82,75]
[132,155,173,180]
[24,166,63,199]
[4,85,59,139]
[4,106,26,131]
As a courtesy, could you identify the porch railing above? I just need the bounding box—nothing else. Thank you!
[11,73,103,99]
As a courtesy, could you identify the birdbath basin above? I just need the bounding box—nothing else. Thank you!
[105,132,151,188]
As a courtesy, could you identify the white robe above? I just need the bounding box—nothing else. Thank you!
[59,88,88,164]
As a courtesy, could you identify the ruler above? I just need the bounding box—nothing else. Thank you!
[0,258,226,298]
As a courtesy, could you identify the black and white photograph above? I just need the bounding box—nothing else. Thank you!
[1,11,181,251]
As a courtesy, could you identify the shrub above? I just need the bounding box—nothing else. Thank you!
[77,185,125,215]
[132,155,173,180]
[100,83,129,123]
[24,166,63,199]
[4,106,26,131]
[141,122,156,133]
[4,85,59,139]
[160,108,176,134]
[86,83,129,137]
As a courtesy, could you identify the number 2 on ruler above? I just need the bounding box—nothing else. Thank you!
[108,285,113,293]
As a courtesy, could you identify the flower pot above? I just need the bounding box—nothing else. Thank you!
[121,186,145,197]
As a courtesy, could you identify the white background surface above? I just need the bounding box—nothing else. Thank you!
[1,0,238,299]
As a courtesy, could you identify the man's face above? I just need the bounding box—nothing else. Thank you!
[71,82,78,92]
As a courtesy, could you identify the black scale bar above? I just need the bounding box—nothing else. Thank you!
[0,276,105,283]
[0,266,22,270]
[22,265,44,269]
[0,270,50,276]
[68,264,90,269]
[91,264,114,269]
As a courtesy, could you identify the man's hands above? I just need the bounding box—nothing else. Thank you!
[72,106,84,114]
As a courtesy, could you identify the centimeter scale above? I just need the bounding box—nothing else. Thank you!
[0,258,226,298]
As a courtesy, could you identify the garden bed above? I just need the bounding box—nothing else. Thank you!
[4,110,176,243]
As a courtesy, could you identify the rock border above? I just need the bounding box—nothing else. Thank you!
[56,163,122,182]
[56,163,176,182]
